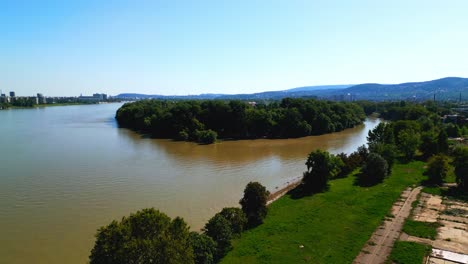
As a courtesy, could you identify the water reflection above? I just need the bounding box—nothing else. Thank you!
[117,118,380,166]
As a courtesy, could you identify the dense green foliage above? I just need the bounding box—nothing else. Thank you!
[453,146,468,191]
[189,232,217,264]
[357,153,388,186]
[239,182,270,227]
[115,98,366,142]
[218,207,248,235]
[402,220,440,240]
[302,149,343,192]
[388,241,431,264]
[425,155,450,185]
[89,208,193,264]
[203,214,233,261]
[221,161,427,263]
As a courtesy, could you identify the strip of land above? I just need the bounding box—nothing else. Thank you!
[221,161,426,264]
[353,186,422,264]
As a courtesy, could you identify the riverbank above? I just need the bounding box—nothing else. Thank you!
[221,161,427,263]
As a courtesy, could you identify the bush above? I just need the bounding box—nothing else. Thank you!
[189,232,216,264]
[195,129,217,144]
[239,182,269,227]
[369,143,397,173]
[89,208,193,264]
[177,130,190,141]
[357,153,388,186]
[426,154,450,185]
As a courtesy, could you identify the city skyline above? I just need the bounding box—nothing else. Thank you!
[2,0,468,96]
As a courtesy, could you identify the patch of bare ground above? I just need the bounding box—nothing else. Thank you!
[399,188,468,263]
[354,187,421,264]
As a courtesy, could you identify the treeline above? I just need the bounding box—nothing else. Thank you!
[115,98,366,143]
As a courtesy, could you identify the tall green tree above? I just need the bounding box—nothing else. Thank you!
[437,130,449,154]
[357,153,388,186]
[452,147,468,191]
[426,155,450,185]
[218,207,247,235]
[189,232,216,264]
[203,214,232,260]
[302,149,343,192]
[89,208,193,264]
[239,182,270,227]
[397,129,421,161]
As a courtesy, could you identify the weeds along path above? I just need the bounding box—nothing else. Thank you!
[353,186,422,264]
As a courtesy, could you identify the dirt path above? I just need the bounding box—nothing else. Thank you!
[353,186,422,264]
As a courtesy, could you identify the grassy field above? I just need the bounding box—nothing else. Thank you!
[387,241,431,264]
[402,220,440,240]
[221,161,426,264]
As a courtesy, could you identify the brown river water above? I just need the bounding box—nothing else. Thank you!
[0,103,379,263]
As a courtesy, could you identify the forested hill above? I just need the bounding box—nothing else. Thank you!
[115,98,366,143]
[342,77,468,101]
[116,77,468,101]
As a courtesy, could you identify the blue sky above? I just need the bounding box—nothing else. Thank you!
[1,0,467,96]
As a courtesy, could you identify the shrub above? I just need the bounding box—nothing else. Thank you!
[357,153,388,186]
[426,154,450,185]
[195,129,217,144]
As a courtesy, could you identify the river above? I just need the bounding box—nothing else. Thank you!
[0,103,380,263]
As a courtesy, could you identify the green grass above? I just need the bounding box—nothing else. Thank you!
[387,241,431,264]
[402,220,440,240]
[421,186,443,196]
[221,161,426,264]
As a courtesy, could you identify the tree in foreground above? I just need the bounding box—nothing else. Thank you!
[302,149,343,193]
[189,232,216,264]
[239,182,269,227]
[218,207,247,235]
[89,208,193,264]
[203,214,232,260]
[425,154,450,185]
[357,153,388,186]
[452,147,468,190]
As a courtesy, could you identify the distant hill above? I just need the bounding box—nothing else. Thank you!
[339,77,468,101]
[116,77,468,101]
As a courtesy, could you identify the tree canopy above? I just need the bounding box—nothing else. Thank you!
[89,208,193,264]
[239,182,270,227]
[302,149,343,192]
[116,98,366,143]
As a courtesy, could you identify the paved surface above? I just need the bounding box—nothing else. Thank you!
[401,193,468,256]
[353,186,422,264]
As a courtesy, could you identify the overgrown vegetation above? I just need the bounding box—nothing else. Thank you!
[387,241,431,264]
[402,220,440,240]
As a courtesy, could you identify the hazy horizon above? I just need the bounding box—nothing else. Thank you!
[2,1,468,96]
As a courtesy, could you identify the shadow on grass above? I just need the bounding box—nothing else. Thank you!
[353,172,384,187]
[287,183,330,199]
[421,184,468,202]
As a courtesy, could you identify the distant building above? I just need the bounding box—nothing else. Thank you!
[0,94,9,103]
[37,93,46,104]
[28,96,39,105]
[9,91,15,97]
[79,93,108,103]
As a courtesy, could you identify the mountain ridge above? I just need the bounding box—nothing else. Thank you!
[116,77,468,101]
